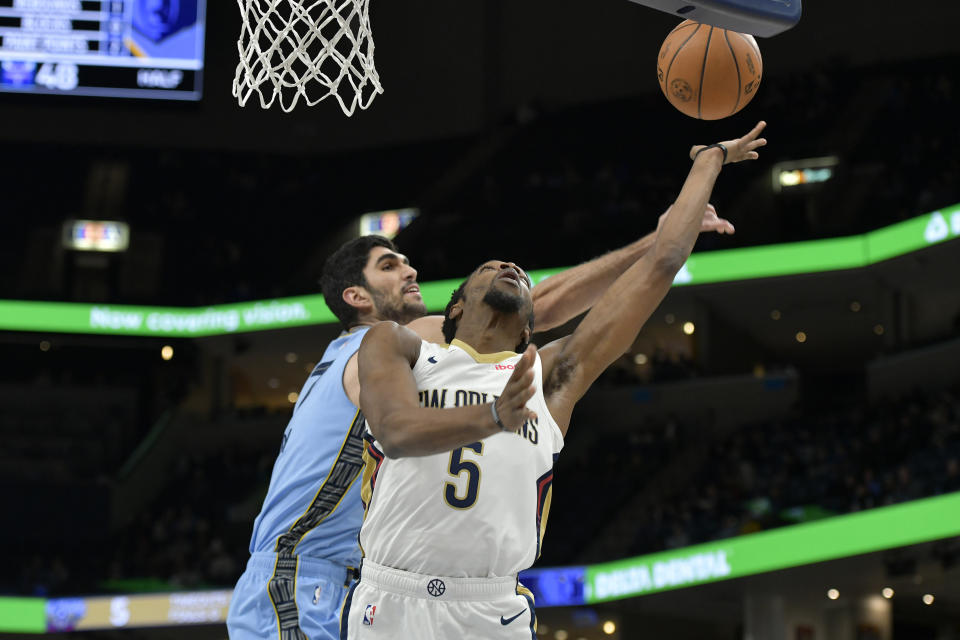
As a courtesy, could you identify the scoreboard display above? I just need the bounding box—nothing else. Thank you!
[0,0,206,100]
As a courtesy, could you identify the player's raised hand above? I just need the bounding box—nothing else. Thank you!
[659,203,735,235]
[690,120,768,164]
[493,345,539,430]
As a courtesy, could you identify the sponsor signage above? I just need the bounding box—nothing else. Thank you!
[46,590,232,632]
[585,491,960,602]
[0,204,958,336]
[0,493,958,633]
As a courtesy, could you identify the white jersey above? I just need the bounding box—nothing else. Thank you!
[358,339,564,579]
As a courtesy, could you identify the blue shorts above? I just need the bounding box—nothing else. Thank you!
[227,552,355,640]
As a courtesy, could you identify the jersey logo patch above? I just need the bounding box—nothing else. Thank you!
[426,579,446,597]
[500,610,525,625]
[427,356,439,364]
[362,604,376,625]
[310,361,333,377]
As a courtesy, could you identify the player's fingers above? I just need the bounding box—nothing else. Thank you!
[747,151,759,160]
[750,138,767,149]
[504,370,535,405]
[746,121,767,139]
[522,344,537,366]
[509,350,534,383]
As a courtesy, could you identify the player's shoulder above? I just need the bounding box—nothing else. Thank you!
[404,315,445,344]
[362,321,423,362]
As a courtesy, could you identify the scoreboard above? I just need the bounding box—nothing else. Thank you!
[0,0,206,100]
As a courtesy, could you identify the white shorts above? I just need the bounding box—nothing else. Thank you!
[341,560,537,639]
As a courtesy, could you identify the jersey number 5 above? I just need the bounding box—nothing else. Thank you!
[443,442,483,509]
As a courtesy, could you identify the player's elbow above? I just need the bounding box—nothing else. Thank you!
[369,415,415,458]
[650,247,688,281]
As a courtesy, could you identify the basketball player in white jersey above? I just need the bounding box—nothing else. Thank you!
[342,122,767,638]
[228,217,734,639]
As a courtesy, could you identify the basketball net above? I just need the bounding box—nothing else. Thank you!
[233,0,383,115]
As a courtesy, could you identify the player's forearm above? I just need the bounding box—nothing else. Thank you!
[531,232,657,332]
[652,148,724,269]
[549,150,725,390]
[371,404,500,458]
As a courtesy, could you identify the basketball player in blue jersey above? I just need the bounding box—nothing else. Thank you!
[344,122,767,639]
[227,197,736,639]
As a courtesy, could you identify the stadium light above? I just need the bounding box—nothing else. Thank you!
[827,588,840,600]
[771,156,838,193]
[882,587,894,599]
[62,220,130,252]
[358,208,418,239]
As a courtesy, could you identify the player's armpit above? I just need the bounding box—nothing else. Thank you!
[542,255,678,435]
[536,336,571,376]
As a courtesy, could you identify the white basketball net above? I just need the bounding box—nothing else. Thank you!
[233,0,383,115]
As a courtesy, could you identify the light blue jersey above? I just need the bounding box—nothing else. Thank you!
[228,327,369,640]
[249,327,369,564]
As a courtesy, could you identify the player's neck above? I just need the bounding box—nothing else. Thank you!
[454,313,523,354]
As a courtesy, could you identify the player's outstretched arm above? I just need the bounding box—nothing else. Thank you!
[541,122,768,433]
[358,323,536,457]
[532,204,733,332]
[403,204,734,344]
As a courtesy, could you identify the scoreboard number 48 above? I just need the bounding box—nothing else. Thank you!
[35,63,79,92]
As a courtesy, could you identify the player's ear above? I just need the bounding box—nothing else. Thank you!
[447,301,463,323]
[519,326,532,349]
[343,286,372,311]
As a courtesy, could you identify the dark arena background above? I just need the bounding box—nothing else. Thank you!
[1,1,960,638]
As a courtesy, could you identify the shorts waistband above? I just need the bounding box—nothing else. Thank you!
[248,551,358,585]
[359,560,517,602]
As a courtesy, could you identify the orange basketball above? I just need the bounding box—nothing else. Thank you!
[657,20,763,120]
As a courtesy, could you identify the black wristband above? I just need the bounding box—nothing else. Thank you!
[695,142,728,164]
[490,401,507,431]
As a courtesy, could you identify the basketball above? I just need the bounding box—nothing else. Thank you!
[657,20,763,120]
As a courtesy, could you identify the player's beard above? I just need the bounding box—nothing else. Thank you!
[482,284,534,352]
[482,286,524,313]
[371,287,427,324]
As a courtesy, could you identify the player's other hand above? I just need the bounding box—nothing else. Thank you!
[690,120,768,164]
[659,203,735,235]
[494,345,539,430]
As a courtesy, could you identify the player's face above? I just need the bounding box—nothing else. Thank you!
[471,260,533,314]
[362,246,426,324]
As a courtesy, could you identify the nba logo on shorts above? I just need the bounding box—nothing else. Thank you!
[362,604,376,626]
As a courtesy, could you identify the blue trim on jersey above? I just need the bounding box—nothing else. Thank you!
[339,578,360,640]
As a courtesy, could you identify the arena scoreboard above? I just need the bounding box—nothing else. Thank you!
[0,0,206,100]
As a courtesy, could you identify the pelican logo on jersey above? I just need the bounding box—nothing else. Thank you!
[362,604,376,625]
[312,586,321,605]
[426,579,446,597]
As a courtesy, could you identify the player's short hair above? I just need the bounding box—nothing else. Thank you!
[441,267,534,352]
[321,235,399,329]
